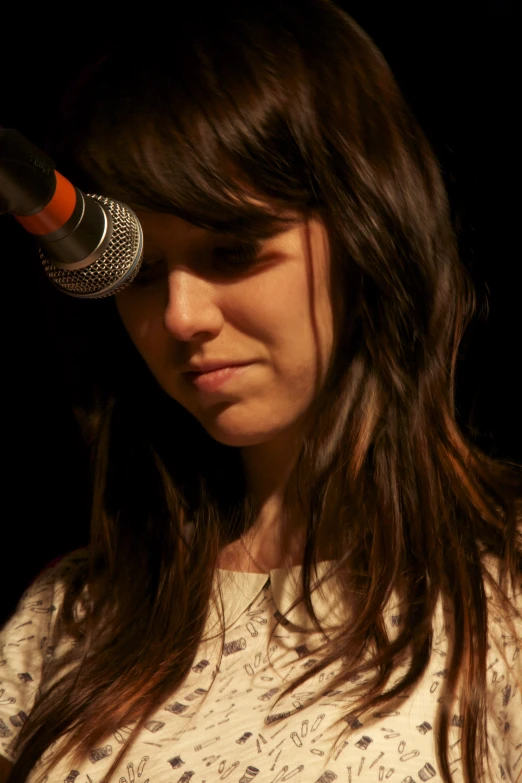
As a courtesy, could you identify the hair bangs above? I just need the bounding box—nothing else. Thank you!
[56,15,321,242]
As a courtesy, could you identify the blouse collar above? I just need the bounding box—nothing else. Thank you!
[208,561,347,633]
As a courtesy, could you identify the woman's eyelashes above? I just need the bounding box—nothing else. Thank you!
[133,257,167,286]
[212,240,263,269]
[133,240,264,286]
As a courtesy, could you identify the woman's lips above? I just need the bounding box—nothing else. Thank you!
[184,363,252,392]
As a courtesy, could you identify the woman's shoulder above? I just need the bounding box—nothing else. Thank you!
[0,547,90,663]
[28,547,89,585]
[0,548,89,762]
[482,551,522,618]
[479,551,522,671]
[480,552,522,778]
[2,547,89,627]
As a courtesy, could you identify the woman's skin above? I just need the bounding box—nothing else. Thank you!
[115,210,336,571]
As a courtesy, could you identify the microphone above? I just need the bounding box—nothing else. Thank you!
[0,128,143,298]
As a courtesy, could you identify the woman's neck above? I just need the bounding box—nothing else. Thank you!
[220,421,305,572]
[219,418,339,573]
[217,502,307,573]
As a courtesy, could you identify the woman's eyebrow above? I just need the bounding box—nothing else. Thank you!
[210,218,303,243]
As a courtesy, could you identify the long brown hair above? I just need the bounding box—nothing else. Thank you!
[10,2,521,781]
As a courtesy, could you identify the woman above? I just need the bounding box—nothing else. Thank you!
[0,2,520,781]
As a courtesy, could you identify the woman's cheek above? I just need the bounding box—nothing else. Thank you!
[136,317,152,342]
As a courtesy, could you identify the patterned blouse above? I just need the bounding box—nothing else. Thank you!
[0,551,520,782]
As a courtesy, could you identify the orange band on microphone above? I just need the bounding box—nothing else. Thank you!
[14,171,77,235]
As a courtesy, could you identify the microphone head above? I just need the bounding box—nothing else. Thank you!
[39,194,143,298]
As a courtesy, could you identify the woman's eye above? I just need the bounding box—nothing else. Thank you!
[212,241,262,271]
[132,240,264,287]
[133,258,166,286]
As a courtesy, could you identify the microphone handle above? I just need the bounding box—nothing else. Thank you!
[0,127,56,217]
[0,128,111,268]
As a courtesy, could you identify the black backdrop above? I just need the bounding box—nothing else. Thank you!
[1,3,520,626]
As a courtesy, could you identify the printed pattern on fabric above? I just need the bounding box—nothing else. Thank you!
[0,552,521,782]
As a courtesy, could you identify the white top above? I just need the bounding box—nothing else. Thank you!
[0,551,520,782]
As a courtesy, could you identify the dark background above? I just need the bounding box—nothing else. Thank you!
[1,4,520,626]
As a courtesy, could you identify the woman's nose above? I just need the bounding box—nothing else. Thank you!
[163,267,224,342]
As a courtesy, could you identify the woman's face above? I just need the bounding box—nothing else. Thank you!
[116,209,336,447]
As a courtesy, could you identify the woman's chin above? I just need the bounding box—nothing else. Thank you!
[201,414,286,448]
[204,426,279,448]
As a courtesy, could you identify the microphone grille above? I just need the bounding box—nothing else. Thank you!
[40,194,143,299]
